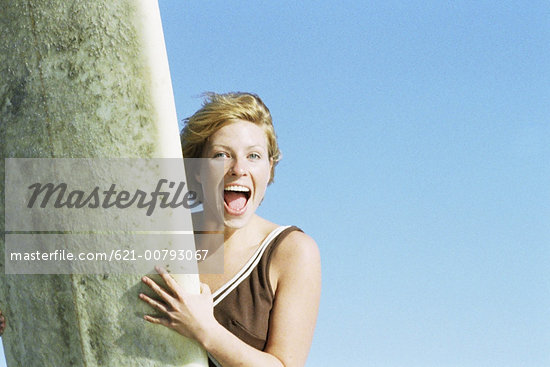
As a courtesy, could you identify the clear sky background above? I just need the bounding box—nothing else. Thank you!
[2,1,549,366]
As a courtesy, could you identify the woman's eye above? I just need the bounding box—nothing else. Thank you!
[213,152,229,159]
[248,153,261,160]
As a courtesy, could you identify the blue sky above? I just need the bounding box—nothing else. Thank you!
[2,1,549,366]
[160,1,549,366]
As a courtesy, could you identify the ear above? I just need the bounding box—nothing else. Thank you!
[268,157,274,184]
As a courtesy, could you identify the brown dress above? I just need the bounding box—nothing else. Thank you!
[208,225,301,367]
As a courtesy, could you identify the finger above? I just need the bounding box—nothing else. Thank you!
[141,276,177,307]
[155,266,183,295]
[139,293,169,313]
[143,314,170,327]
[155,266,188,300]
[200,282,211,296]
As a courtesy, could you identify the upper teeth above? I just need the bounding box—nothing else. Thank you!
[225,185,250,192]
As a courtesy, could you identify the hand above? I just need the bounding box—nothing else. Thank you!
[0,309,5,336]
[139,266,217,343]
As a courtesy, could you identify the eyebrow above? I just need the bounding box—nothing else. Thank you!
[209,144,266,150]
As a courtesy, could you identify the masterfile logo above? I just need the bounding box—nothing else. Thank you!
[26,179,200,216]
[4,158,224,274]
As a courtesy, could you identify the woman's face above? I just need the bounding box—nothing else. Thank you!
[200,119,272,229]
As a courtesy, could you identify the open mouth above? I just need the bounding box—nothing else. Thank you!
[223,185,251,215]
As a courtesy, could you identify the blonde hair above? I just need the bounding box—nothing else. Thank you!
[180,92,281,183]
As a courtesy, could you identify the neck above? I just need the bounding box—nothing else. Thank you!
[223,215,261,245]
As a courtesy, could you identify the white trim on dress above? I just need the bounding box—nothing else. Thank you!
[207,225,291,366]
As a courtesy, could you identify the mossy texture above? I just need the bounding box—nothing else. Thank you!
[0,1,160,158]
[0,1,207,366]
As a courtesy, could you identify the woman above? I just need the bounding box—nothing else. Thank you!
[0,309,5,336]
[139,92,321,367]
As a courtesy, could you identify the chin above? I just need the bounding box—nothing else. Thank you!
[222,203,262,230]
[223,214,253,230]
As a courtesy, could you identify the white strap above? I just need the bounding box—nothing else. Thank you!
[208,352,222,367]
[212,225,291,307]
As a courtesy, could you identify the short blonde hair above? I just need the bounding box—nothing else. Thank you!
[180,92,281,184]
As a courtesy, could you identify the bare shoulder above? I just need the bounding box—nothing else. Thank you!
[264,229,321,365]
[270,229,321,292]
[274,230,320,264]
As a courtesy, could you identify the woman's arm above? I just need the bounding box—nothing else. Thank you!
[263,231,322,366]
[140,231,321,367]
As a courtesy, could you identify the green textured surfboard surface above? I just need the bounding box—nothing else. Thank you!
[0,1,208,366]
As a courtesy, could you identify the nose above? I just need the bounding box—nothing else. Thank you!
[229,157,248,176]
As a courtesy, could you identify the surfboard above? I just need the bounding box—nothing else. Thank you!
[0,1,208,366]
